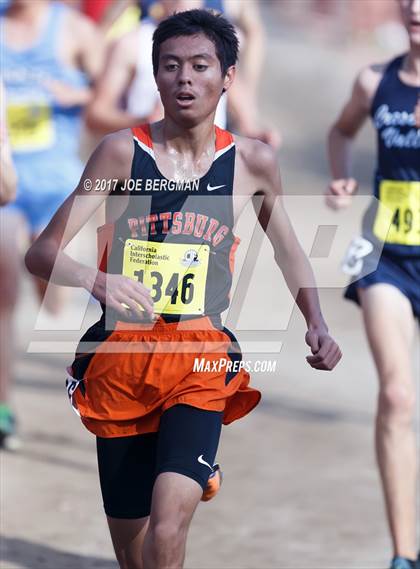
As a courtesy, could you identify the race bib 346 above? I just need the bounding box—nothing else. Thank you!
[122,240,210,315]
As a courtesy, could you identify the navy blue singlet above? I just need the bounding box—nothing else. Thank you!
[346,55,420,316]
[98,124,239,323]
[363,54,420,256]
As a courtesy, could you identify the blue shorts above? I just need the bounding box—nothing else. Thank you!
[345,250,420,318]
[5,153,82,234]
[4,190,67,234]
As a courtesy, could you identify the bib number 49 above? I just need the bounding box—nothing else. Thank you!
[390,207,419,235]
[374,181,420,246]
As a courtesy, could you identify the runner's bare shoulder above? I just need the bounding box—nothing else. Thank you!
[76,129,133,195]
[98,129,133,176]
[234,135,279,196]
[65,6,100,40]
[64,6,99,46]
[61,6,104,66]
[108,26,139,67]
[113,26,139,51]
[355,62,387,110]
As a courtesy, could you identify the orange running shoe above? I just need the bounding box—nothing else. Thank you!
[201,464,223,502]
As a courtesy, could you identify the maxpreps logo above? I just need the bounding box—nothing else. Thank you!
[120,178,200,192]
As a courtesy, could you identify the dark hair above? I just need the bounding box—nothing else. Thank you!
[152,9,239,76]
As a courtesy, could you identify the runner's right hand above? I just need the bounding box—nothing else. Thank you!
[92,271,154,319]
[325,178,358,210]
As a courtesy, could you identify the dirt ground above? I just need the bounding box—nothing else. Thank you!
[1,4,419,569]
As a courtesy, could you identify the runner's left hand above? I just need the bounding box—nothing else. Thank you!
[305,328,342,371]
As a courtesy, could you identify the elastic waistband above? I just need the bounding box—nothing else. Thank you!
[114,314,222,332]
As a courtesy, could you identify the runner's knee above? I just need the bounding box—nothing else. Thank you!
[378,381,415,422]
[148,519,186,553]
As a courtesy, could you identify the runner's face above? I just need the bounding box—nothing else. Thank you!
[399,0,420,45]
[155,33,233,126]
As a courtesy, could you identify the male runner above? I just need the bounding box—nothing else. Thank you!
[326,1,419,567]
[86,0,279,146]
[27,9,341,568]
[0,0,103,448]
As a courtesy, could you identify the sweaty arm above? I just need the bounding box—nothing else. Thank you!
[243,140,342,370]
[25,130,153,318]
[327,65,382,208]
